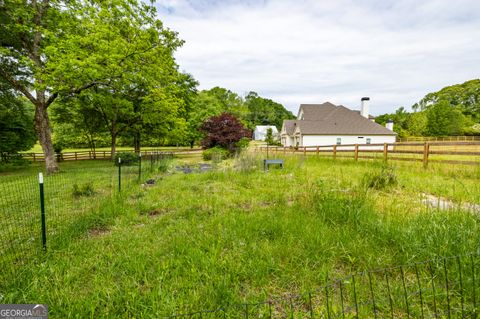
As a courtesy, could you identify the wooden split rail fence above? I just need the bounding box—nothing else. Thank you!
[257,141,480,167]
[19,148,203,162]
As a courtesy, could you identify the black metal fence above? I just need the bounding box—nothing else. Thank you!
[0,152,173,284]
[168,254,480,318]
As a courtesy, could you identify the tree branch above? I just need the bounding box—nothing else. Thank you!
[0,68,37,105]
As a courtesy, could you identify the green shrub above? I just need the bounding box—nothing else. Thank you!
[235,137,251,151]
[72,182,95,198]
[363,164,398,190]
[114,152,139,166]
[0,154,30,172]
[202,147,230,162]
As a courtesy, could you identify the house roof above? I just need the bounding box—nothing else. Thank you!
[282,120,298,135]
[353,110,376,120]
[292,102,396,135]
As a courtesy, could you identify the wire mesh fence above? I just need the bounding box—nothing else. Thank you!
[167,254,480,318]
[2,152,479,317]
[0,152,174,284]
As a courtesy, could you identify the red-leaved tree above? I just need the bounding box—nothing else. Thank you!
[200,113,251,152]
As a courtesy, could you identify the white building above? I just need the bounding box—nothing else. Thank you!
[253,125,279,141]
[280,98,396,148]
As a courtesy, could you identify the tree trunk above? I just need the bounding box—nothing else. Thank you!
[111,133,117,160]
[35,103,59,174]
[134,132,140,153]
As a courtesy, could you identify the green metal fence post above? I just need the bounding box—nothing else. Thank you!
[39,172,47,250]
[118,157,121,192]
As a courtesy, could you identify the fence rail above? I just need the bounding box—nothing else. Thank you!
[257,141,480,167]
[168,254,480,318]
[398,136,480,142]
[16,148,202,162]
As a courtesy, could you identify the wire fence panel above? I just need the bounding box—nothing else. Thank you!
[0,174,39,280]
[0,154,174,285]
[168,255,480,319]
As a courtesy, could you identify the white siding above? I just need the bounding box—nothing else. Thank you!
[301,135,396,149]
[281,135,294,147]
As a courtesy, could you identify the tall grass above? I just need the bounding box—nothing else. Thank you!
[0,154,479,317]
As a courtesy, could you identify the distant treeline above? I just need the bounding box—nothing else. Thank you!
[375,79,480,138]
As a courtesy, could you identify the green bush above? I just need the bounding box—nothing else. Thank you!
[114,152,139,166]
[0,154,30,171]
[202,147,230,162]
[72,182,95,198]
[363,164,398,190]
[235,137,251,151]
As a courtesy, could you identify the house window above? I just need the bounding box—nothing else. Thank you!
[336,138,341,145]
[366,138,371,144]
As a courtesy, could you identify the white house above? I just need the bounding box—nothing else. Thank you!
[253,125,279,141]
[280,98,396,148]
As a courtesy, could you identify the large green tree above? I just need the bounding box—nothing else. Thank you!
[244,91,295,129]
[426,101,468,136]
[414,79,480,122]
[0,0,183,173]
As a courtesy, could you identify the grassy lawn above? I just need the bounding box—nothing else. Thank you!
[0,153,479,317]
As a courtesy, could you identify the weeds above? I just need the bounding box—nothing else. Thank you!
[71,182,95,197]
[233,152,259,173]
[157,158,172,173]
[363,164,398,190]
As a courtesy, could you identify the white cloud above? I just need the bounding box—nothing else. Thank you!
[156,0,480,115]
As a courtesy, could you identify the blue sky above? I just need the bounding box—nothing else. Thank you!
[156,0,480,115]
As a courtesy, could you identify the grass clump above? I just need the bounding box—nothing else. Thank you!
[363,164,398,190]
[202,146,229,162]
[72,182,95,198]
[233,152,259,173]
[157,158,172,173]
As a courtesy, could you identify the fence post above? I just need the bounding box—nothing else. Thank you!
[383,143,388,161]
[118,157,122,192]
[303,146,306,156]
[423,142,429,168]
[138,153,142,182]
[33,153,36,162]
[354,144,359,161]
[316,146,319,155]
[333,145,337,160]
[39,173,47,250]
[75,152,78,161]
